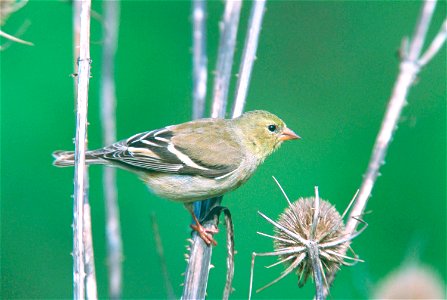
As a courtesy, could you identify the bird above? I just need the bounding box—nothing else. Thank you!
[53,110,300,245]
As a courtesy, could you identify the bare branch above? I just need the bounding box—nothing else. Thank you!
[184,0,242,298]
[72,0,92,298]
[192,0,208,120]
[418,18,447,67]
[324,0,442,296]
[185,0,267,298]
[222,209,235,300]
[83,202,97,300]
[346,0,437,236]
[211,0,242,118]
[100,1,122,298]
[232,0,266,118]
[182,223,215,299]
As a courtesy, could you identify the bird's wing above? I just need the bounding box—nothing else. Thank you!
[97,120,244,179]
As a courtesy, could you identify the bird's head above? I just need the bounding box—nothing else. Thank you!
[233,110,300,159]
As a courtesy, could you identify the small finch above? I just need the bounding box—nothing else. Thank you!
[53,110,300,245]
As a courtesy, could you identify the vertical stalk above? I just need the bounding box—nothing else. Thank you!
[211,0,242,118]
[192,0,208,120]
[72,0,92,298]
[101,1,122,298]
[324,0,442,297]
[232,0,266,118]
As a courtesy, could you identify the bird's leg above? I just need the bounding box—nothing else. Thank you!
[185,203,218,246]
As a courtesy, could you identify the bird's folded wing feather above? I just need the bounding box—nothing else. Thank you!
[97,119,244,179]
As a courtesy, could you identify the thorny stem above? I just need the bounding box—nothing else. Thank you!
[192,0,208,120]
[185,0,267,298]
[211,0,242,118]
[308,242,324,300]
[346,0,437,237]
[222,208,235,299]
[310,188,324,299]
[183,0,213,298]
[325,0,444,296]
[72,0,93,299]
[232,0,266,118]
[84,202,97,299]
[101,0,122,298]
[184,0,242,299]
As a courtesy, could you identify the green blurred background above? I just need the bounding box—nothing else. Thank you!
[1,1,446,299]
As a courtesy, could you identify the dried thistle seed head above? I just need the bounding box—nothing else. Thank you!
[374,263,446,299]
[274,197,349,287]
[250,185,364,299]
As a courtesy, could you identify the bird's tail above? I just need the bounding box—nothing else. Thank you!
[52,150,107,167]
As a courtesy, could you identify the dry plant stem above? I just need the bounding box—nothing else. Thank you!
[0,30,33,46]
[72,0,92,299]
[211,0,242,118]
[182,0,212,299]
[151,214,175,299]
[309,188,324,300]
[192,0,208,120]
[183,234,213,299]
[232,0,266,118]
[184,1,242,299]
[83,202,97,299]
[309,243,324,300]
[346,0,437,236]
[73,1,81,94]
[324,0,441,296]
[100,1,123,298]
[418,18,447,67]
[186,0,266,297]
[222,208,235,299]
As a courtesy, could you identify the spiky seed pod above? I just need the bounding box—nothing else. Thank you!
[250,186,364,299]
[274,197,349,287]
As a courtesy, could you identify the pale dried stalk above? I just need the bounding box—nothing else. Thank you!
[72,0,93,299]
[182,1,213,298]
[325,0,443,296]
[232,0,266,118]
[100,1,122,299]
[222,208,235,299]
[346,0,437,236]
[211,0,242,118]
[183,1,242,298]
[418,18,447,67]
[185,0,269,298]
[0,30,33,46]
[84,202,98,299]
[192,0,208,120]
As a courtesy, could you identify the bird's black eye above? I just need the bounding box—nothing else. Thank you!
[267,124,277,132]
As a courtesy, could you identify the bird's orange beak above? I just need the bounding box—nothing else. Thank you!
[280,127,301,141]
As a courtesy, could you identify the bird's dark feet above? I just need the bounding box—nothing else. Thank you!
[190,222,219,246]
